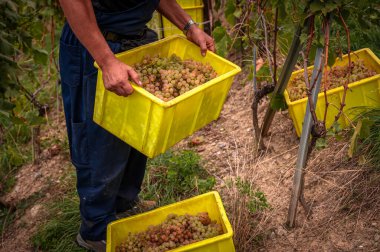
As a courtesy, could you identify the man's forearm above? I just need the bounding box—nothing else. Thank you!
[59,0,115,69]
[157,0,192,32]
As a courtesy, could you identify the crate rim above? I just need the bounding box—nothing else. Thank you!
[95,35,241,108]
[284,48,380,106]
[106,191,234,252]
[180,4,204,9]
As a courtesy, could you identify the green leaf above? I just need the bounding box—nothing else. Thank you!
[316,137,328,150]
[348,119,362,158]
[324,2,338,13]
[30,22,44,38]
[10,116,25,125]
[0,99,16,111]
[299,33,308,44]
[276,2,287,20]
[359,118,374,139]
[214,0,221,10]
[28,115,46,126]
[33,48,48,65]
[328,48,337,67]
[224,0,236,25]
[233,8,242,19]
[212,26,227,42]
[310,1,324,13]
[270,93,288,111]
[212,26,231,57]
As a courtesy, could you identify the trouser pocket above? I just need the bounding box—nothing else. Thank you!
[71,122,89,166]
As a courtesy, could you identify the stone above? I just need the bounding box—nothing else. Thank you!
[374,234,380,242]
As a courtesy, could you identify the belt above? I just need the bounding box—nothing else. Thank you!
[102,29,146,42]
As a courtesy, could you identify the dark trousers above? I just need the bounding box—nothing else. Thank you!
[59,23,157,241]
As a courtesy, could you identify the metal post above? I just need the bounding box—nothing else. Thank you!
[286,47,324,228]
[260,25,304,136]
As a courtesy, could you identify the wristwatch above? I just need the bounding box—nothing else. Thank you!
[183,19,197,35]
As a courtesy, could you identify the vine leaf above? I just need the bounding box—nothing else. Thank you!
[327,46,337,67]
[233,8,242,19]
[270,93,288,111]
[224,0,236,25]
[212,26,231,57]
[310,1,324,14]
[348,118,374,158]
[214,0,221,10]
[358,118,374,139]
[32,48,48,65]
[348,119,362,158]
[0,99,16,111]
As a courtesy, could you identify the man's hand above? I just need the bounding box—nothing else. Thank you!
[101,57,142,97]
[186,26,215,57]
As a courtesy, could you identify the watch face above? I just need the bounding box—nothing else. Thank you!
[183,20,196,35]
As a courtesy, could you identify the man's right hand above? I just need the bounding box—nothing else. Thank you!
[101,57,142,97]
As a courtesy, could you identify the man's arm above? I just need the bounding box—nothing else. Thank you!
[157,0,215,56]
[59,0,140,97]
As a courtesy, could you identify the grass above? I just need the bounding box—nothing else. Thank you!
[31,171,84,252]
[0,205,15,235]
[223,176,271,251]
[353,107,380,169]
[142,150,215,206]
[1,191,46,244]
[32,149,214,251]
[31,192,83,252]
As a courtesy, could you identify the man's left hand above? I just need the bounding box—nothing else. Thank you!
[186,25,215,57]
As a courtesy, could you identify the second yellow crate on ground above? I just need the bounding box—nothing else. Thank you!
[106,191,235,252]
[93,35,241,158]
[284,48,380,137]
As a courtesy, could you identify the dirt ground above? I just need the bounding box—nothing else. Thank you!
[1,81,379,251]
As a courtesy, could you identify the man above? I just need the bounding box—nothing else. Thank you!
[58,0,215,251]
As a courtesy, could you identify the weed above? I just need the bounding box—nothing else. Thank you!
[0,205,15,235]
[353,107,380,169]
[236,177,270,214]
[142,150,215,206]
[223,177,271,251]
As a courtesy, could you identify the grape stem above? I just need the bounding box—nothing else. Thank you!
[332,9,351,125]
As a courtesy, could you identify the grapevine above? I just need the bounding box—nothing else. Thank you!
[133,54,218,102]
[115,212,223,252]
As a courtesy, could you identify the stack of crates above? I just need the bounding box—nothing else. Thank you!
[147,0,205,38]
[162,0,205,37]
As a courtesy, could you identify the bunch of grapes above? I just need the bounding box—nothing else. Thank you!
[133,54,218,102]
[287,59,377,101]
[115,212,223,252]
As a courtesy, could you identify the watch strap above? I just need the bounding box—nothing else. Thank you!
[183,19,196,35]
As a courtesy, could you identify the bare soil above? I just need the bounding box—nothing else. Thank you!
[1,81,379,252]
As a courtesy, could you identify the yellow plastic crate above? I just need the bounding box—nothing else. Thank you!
[162,0,204,37]
[147,11,163,39]
[93,35,241,158]
[107,191,235,252]
[284,48,380,137]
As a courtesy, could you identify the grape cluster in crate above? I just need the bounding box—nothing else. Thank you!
[116,212,223,252]
[134,54,218,102]
[287,60,377,101]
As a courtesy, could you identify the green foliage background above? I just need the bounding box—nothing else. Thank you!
[0,0,62,188]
